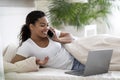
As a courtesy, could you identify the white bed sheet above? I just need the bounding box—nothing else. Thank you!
[5,68,120,80]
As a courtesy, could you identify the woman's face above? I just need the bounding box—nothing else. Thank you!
[30,16,49,38]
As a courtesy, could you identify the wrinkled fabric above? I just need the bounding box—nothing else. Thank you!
[64,34,120,71]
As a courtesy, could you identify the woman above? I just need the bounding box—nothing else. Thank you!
[11,10,85,70]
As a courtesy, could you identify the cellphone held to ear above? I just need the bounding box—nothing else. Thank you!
[47,30,54,38]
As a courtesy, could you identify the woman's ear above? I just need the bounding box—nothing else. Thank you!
[29,24,34,31]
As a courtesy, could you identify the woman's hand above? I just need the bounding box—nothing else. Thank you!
[48,27,60,41]
[49,27,74,44]
[36,56,49,65]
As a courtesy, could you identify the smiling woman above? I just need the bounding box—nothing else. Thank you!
[11,10,85,71]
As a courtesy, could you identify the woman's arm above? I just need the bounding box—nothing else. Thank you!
[52,31,74,44]
[11,54,49,66]
[49,27,74,44]
[11,54,26,63]
[58,32,74,43]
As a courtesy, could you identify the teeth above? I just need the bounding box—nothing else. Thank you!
[43,32,47,35]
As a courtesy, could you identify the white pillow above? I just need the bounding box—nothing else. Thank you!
[3,44,39,73]
[3,60,17,73]
[3,44,18,62]
[4,57,39,73]
[14,57,39,73]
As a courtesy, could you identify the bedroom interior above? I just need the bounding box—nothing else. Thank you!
[0,0,120,80]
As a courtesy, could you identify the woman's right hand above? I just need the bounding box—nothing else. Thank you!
[36,56,49,65]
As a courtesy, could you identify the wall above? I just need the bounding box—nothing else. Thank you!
[0,0,35,48]
[34,0,51,13]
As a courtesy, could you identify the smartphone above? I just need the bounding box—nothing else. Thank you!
[47,30,54,38]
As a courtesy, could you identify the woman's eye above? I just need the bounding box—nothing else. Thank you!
[40,25,45,27]
[40,23,49,27]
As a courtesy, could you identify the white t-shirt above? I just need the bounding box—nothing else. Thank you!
[17,30,74,70]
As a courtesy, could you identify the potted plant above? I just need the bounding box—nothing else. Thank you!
[48,0,111,29]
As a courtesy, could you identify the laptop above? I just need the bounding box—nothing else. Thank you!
[65,49,113,76]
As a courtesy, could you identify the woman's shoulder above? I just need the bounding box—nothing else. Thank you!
[19,38,33,48]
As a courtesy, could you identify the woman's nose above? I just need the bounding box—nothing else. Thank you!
[46,26,50,30]
[43,26,49,31]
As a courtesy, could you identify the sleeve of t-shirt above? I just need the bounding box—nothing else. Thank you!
[16,42,31,58]
[55,29,61,38]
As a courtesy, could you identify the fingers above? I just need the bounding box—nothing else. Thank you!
[49,27,54,30]
[49,27,59,41]
[43,56,49,64]
[49,27,55,33]
[44,56,49,61]
[37,56,49,65]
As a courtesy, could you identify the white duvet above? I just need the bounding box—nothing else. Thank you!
[64,34,120,71]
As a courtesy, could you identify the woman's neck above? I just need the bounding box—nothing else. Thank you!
[31,36,49,48]
[31,36,47,42]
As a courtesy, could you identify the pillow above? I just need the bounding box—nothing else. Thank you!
[14,57,39,72]
[3,44,18,62]
[3,60,17,73]
[4,57,39,73]
[3,44,39,73]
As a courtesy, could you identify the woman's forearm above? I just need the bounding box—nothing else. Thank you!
[57,37,73,44]
[11,54,26,63]
[56,33,74,44]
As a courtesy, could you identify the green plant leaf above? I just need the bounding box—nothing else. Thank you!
[48,0,111,29]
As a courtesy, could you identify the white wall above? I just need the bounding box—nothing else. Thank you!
[0,0,34,7]
[0,0,35,48]
[34,0,51,13]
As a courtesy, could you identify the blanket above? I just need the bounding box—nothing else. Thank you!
[64,34,120,71]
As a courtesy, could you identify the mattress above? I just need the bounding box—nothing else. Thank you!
[5,68,120,80]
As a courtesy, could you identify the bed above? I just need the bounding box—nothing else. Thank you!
[4,68,120,80]
[3,34,120,80]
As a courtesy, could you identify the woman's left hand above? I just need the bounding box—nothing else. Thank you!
[36,56,49,65]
